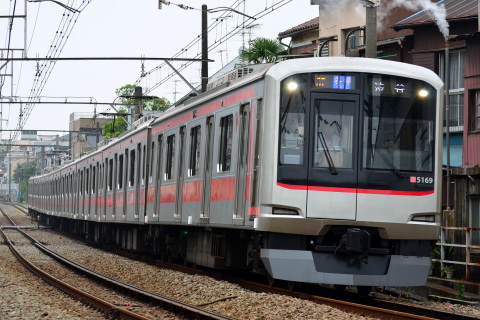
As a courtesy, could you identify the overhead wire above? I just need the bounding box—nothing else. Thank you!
[0,0,18,96]
[11,0,92,142]
[135,0,292,94]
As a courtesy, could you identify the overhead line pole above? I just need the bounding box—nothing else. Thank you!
[202,4,208,93]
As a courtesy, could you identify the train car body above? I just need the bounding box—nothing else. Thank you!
[29,57,443,289]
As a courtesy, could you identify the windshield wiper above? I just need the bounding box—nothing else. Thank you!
[370,144,404,178]
[318,132,337,175]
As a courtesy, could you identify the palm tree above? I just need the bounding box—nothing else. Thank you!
[240,37,288,65]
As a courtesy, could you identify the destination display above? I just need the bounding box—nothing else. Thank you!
[312,74,356,90]
[370,77,412,97]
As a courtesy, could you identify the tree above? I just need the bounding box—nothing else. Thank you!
[102,85,171,138]
[102,109,128,139]
[14,161,37,203]
[145,97,170,112]
[115,84,170,112]
[240,37,288,65]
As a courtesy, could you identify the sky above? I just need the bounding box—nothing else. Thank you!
[0,0,319,138]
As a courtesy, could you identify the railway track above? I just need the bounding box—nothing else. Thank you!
[3,204,479,320]
[118,250,480,320]
[0,207,234,320]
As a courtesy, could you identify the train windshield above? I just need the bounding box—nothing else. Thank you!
[363,75,436,173]
[279,74,308,166]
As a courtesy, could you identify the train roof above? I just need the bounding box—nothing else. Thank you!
[266,57,444,89]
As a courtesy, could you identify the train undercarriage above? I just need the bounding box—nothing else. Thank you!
[31,209,434,293]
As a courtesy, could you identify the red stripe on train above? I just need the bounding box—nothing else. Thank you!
[210,177,236,201]
[183,181,202,202]
[277,182,433,196]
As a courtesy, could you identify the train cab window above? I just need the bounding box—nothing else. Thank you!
[362,75,436,173]
[165,135,176,180]
[129,149,136,187]
[189,126,201,176]
[314,100,354,169]
[279,75,307,166]
[218,115,233,172]
[118,154,124,189]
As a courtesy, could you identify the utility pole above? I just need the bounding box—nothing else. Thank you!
[202,4,208,93]
[365,1,378,59]
[134,86,143,121]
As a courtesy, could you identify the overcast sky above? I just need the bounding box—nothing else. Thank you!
[0,0,318,137]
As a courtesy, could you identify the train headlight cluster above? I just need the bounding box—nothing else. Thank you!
[418,89,429,97]
[286,81,298,91]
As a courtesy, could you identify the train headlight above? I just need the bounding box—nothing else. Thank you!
[287,81,298,91]
[411,215,435,222]
[418,89,429,97]
[272,207,299,215]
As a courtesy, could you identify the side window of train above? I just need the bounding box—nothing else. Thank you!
[156,136,163,182]
[85,168,90,195]
[118,154,124,189]
[149,141,155,183]
[92,165,97,194]
[79,170,83,195]
[218,115,233,172]
[189,125,201,177]
[108,158,113,191]
[142,144,147,185]
[165,134,176,180]
[129,149,136,187]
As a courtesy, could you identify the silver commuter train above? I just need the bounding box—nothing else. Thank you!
[29,57,443,290]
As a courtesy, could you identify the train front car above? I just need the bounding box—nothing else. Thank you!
[256,57,443,289]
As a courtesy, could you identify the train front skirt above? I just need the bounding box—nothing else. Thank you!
[261,249,431,286]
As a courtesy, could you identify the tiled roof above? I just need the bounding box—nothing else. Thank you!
[393,0,478,30]
[278,17,319,37]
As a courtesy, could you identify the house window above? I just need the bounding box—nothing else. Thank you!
[344,28,364,51]
[319,41,329,57]
[470,90,480,132]
[440,49,465,131]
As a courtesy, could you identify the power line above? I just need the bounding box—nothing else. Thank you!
[137,0,293,96]
[11,0,93,142]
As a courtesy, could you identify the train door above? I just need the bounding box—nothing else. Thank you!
[127,144,141,221]
[201,116,215,220]
[153,135,163,219]
[306,93,358,220]
[121,150,128,220]
[234,104,250,220]
[92,163,98,219]
[86,167,91,219]
[175,126,186,220]
[79,169,84,217]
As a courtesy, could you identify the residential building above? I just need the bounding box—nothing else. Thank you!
[69,112,110,159]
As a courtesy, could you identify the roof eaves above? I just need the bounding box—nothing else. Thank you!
[278,26,319,40]
[393,15,478,31]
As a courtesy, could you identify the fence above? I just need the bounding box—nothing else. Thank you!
[434,226,480,281]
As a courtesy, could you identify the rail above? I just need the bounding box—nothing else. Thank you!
[434,226,480,281]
